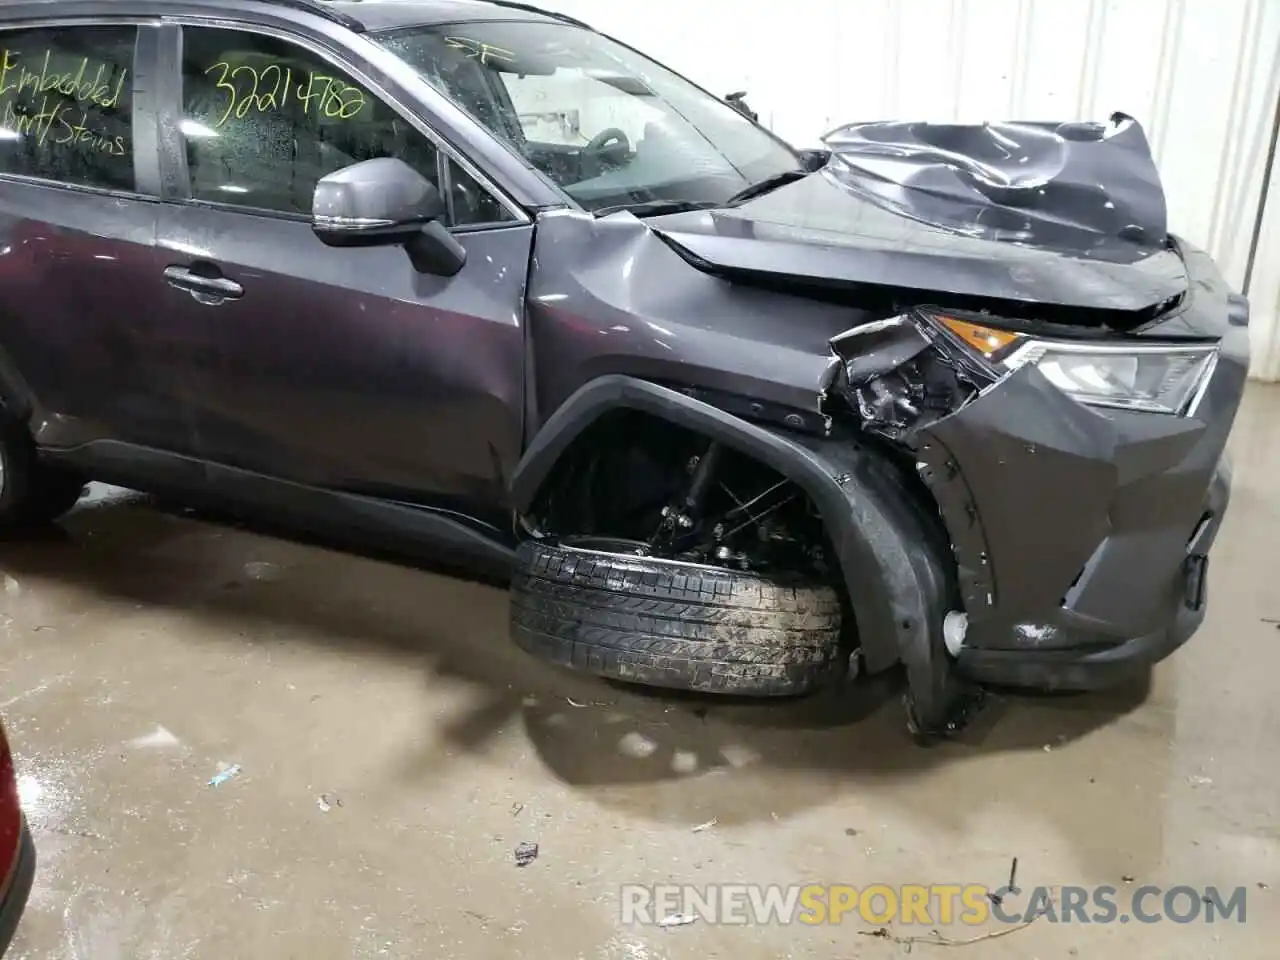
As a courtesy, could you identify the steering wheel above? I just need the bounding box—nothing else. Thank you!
[580,127,631,178]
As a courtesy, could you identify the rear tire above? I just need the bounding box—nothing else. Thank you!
[510,536,842,696]
[0,418,85,533]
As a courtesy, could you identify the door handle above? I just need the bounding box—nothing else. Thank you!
[164,264,244,303]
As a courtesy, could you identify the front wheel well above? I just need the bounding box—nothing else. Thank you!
[521,407,855,634]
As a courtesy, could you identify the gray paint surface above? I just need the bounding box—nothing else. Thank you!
[0,0,1251,688]
[646,172,1188,313]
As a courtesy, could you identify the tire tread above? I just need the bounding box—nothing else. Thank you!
[509,539,841,696]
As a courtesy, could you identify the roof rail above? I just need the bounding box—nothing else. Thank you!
[482,1,591,29]
[258,0,366,32]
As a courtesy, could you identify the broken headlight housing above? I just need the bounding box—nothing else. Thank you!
[929,313,1219,417]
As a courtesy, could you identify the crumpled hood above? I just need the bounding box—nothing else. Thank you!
[648,113,1189,315]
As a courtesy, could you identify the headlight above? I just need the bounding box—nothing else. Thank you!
[928,313,1218,417]
[1002,341,1217,415]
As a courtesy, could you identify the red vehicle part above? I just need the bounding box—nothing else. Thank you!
[0,721,34,955]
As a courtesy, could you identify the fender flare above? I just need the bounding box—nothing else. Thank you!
[509,375,954,697]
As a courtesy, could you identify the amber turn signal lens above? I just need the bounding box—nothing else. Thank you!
[936,315,1023,358]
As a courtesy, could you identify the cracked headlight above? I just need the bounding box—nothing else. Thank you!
[929,313,1218,417]
[1002,341,1218,415]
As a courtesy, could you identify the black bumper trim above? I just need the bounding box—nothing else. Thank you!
[0,819,35,955]
[955,600,1202,690]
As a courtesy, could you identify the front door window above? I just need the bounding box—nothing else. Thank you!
[178,27,515,227]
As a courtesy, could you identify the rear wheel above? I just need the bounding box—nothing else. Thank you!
[0,418,85,533]
[510,536,842,696]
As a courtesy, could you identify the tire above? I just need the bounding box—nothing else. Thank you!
[0,418,85,533]
[509,536,842,696]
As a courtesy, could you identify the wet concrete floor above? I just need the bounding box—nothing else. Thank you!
[2,387,1280,959]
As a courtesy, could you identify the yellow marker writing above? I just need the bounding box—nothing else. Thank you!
[444,36,515,66]
[204,61,366,129]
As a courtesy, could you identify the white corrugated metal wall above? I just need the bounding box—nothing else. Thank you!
[538,0,1280,380]
[1250,136,1280,379]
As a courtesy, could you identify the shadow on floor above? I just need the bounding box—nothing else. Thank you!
[0,489,1172,874]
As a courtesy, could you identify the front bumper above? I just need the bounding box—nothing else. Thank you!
[915,246,1248,690]
[0,818,34,956]
[952,455,1229,689]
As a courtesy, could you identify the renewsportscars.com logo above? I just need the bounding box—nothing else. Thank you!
[621,883,1250,927]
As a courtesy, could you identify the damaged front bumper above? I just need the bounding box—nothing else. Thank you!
[924,362,1240,690]
[829,243,1249,691]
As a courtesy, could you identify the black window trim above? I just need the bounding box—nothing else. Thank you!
[155,15,529,231]
[0,16,162,201]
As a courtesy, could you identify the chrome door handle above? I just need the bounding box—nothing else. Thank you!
[164,265,244,303]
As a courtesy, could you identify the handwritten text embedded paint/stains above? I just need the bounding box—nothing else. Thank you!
[0,47,128,155]
[203,62,368,128]
[444,37,516,67]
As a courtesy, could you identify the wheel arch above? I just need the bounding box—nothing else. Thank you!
[0,343,35,422]
[509,374,957,705]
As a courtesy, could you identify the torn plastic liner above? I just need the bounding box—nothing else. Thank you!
[821,112,1167,260]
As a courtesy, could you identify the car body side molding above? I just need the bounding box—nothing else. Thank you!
[44,440,516,574]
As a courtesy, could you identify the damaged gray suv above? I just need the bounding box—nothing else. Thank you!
[0,0,1247,734]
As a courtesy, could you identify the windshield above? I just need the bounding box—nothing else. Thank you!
[376,21,801,213]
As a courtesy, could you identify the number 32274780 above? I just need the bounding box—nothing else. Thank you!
[204,62,367,128]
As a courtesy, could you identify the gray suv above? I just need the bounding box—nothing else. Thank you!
[0,0,1248,735]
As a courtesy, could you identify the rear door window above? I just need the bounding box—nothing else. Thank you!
[0,24,136,191]
[177,26,515,227]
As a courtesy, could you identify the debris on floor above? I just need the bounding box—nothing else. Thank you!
[511,802,524,817]
[1188,775,1213,786]
[988,857,1019,905]
[717,744,761,769]
[657,913,698,929]
[514,841,539,867]
[207,764,242,787]
[691,818,717,833]
[243,561,282,582]
[566,697,609,708]
[317,793,342,812]
[617,732,659,759]
[671,750,699,775]
[859,914,1041,947]
[127,725,181,750]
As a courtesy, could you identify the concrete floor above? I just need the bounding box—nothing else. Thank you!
[2,389,1279,960]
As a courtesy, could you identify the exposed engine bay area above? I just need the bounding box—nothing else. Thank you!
[819,310,990,442]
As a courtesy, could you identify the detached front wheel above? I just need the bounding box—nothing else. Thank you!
[509,536,842,696]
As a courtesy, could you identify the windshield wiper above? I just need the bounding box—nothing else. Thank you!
[726,169,809,205]
[594,199,720,218]
[593,173,808,218]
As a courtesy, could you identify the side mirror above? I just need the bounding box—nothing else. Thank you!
[797,148,830,172]
[311,157,466,277]
[725,91,758,123]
